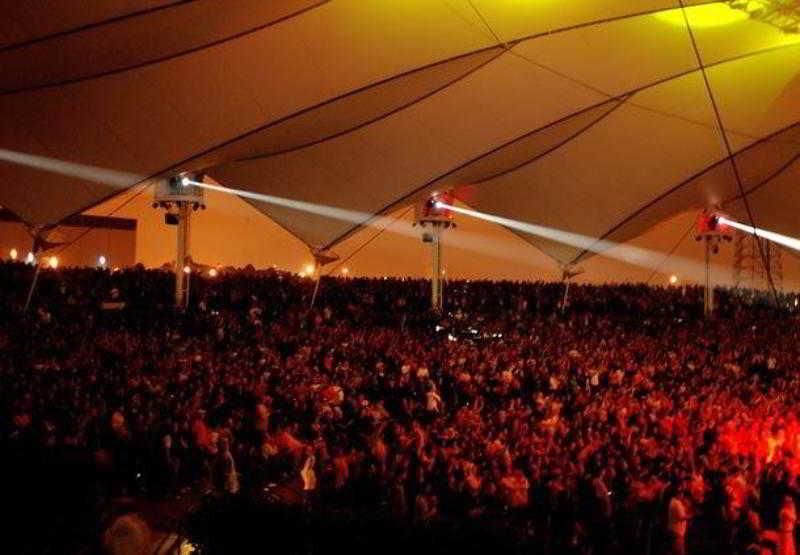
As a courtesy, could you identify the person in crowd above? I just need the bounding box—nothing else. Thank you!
[668,485,691,555]
[2,261,800,553]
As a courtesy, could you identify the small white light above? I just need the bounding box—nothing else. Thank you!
[48,256,59,269]
[341,267,349,275]
[26,252,35,265]
[669,275,678,285]
[434,201,445,209]
[180,176,191,187]
[9,248,18,260]
[183,265,191,274]
[208,268,218,278]
[304,263,315,275]
[98,255,107,267]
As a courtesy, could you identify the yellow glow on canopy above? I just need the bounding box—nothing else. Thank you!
[655,4,750,29]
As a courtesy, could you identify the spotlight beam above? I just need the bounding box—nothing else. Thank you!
[187,180,550,269]
[436,202,717,279]
[186,179,373,223]
[718,216,800,252]
[0,149,143,187]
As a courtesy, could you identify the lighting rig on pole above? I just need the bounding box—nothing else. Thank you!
[695,210,733,318]
[154,173,206,309]
[417,192,455,313]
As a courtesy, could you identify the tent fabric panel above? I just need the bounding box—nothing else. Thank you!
[458,0,695,45]
[465,73,726,264]
[206,9,741,250]
[726,161,800,240]
[0,0,327,93]
[193,47,505,168]
[208,50,609,248]
[0,1,175,48]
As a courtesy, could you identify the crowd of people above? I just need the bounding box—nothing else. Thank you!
[2,261,800,554]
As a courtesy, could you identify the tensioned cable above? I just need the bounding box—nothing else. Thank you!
[0,1,195,53]
[645,219,696,284]
[51,183,151,257]
[463,0,790,291]
[676,0,779,303]
[466,0,616,98]
[462,0,800,146]
[105,4,800,198]
[0,0,331,95]
[320,96,629,250]
[31,1,797,258]
[570,121,800,266]
[326,206,414,276]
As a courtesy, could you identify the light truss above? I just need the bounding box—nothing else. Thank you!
[729,0,800,33]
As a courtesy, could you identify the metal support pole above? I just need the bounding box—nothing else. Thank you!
[562,279,571,312]
[175,202,191,309]
[24,261,42,312]
[704,238,714,318]
[185,266,191,311]
[431,225,443,313]
[310,263,322,310]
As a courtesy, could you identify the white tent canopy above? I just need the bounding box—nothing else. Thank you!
[1,0,799,266]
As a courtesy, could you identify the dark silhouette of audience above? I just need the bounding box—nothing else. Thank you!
[2,261,800,554]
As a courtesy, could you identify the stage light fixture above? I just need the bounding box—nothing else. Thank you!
[9,248,18,260]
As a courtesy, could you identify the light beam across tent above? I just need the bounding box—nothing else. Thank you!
[180,179,553,270]
[0,0,799,274]
[719,216,800,253]
[186,178,720,282]
[207,7,800,261]
[435,201,721,282]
